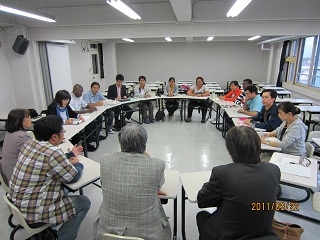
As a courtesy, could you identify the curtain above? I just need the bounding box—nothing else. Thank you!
[276,41,289,87]
[38,42,53,106]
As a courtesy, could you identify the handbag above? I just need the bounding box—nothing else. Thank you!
[272,219,304,240]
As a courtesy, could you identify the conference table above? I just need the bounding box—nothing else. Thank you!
[270,152,319,223]
[275,98,314,105]
[180,171,211,240]
[312,138,320,146]
[297,105,320,138]
[60,140,101,195]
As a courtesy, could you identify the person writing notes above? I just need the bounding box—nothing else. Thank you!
[47,90,84,145]
[185,76,210,123]
[244,89,282,131]
[260,102,307,157]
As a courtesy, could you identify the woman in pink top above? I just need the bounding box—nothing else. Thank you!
[220,81,242,102]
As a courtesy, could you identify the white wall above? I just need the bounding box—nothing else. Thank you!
[0,31,16,112]
[68,41,93,93]
[116,42,269,89]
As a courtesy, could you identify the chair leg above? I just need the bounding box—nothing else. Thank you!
[8,214,18,228]
[10,224,23,240]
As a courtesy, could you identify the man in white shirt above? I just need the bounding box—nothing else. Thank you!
[70,84,97,151]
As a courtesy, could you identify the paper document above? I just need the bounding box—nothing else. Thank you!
[276,162,311,178]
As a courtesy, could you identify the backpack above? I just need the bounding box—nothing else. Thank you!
[155,110,165,121]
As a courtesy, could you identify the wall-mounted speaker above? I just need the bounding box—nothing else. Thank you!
[12,35,30,55]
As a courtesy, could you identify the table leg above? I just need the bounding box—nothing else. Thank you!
[173,198,177,240]
[81,129,88,157]
[181,186,187,240]
[278,182,311,203]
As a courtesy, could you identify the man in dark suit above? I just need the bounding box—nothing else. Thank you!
[197,126,280,240]
[107,74,133,130]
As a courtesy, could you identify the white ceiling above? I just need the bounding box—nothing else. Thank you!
[0,0,320,43]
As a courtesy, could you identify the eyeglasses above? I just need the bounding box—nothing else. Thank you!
[60,129,66,134]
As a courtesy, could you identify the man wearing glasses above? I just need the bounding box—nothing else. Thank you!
[8,115,91,240]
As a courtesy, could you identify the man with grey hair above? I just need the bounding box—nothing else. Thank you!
[94,124,172,240]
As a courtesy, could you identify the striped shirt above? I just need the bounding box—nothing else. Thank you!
[8,139,79,224]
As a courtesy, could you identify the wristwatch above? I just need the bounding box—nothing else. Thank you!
[267,140,270,145]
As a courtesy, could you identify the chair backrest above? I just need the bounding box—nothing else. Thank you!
[102,233,144,240]
[3,195,51,235]
[305,142,315,158]
[307,131,320,142]
[0,163,10,193]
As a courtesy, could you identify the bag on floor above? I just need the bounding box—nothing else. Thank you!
[272,219,303,240]
[155,110,165,121]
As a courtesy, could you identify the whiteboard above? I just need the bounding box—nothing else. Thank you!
[47,44,73,97]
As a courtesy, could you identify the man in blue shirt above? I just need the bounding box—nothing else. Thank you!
[83,82,114,137]
[238,85,263,117]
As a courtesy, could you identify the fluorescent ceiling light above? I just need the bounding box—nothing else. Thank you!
[248,35,261,41]
[0,4,56,22]
[122,38,134,42]
[107,0,141,20]
[207,36,214,41]
[165,37,172,42]
[226,0,252,17]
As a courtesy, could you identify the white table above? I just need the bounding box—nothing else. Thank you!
[180,171,211,239]
[312,138,320,146]
[60,141,101,193]
[276,98,314,105]
[270,152,320,223]
[160,170,179,240]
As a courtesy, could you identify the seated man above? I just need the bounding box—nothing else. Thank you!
[234,78,253,105]
[83,82,114,137]
[70,84,97,151]
[93,124,171,240]
[197,126,280,240]
[107,74,133,130]
[134,75,154,124]
[8,115,91,240]
[237,85,263,117]
[244,89,282,131]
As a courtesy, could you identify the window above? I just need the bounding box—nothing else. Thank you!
[91,54,99,74]
[286,36,320,90]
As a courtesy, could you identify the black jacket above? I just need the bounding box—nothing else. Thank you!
[197,162,280,240]
[107,84,127,100]
[251,103,282,132]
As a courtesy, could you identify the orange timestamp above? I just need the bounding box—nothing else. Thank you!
[251,202,299,211]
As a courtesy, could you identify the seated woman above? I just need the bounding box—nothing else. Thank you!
[134,75,154,124]
[219,80,242,102]
[197,126,280,240]
[260,101,307,158]
[1,109,32,184]
[47,89,84,145]
[185,76,210,123]
[164,77,179,118]
[93,124,171,240]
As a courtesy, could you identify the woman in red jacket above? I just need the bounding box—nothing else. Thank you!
[219,80,242,102]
